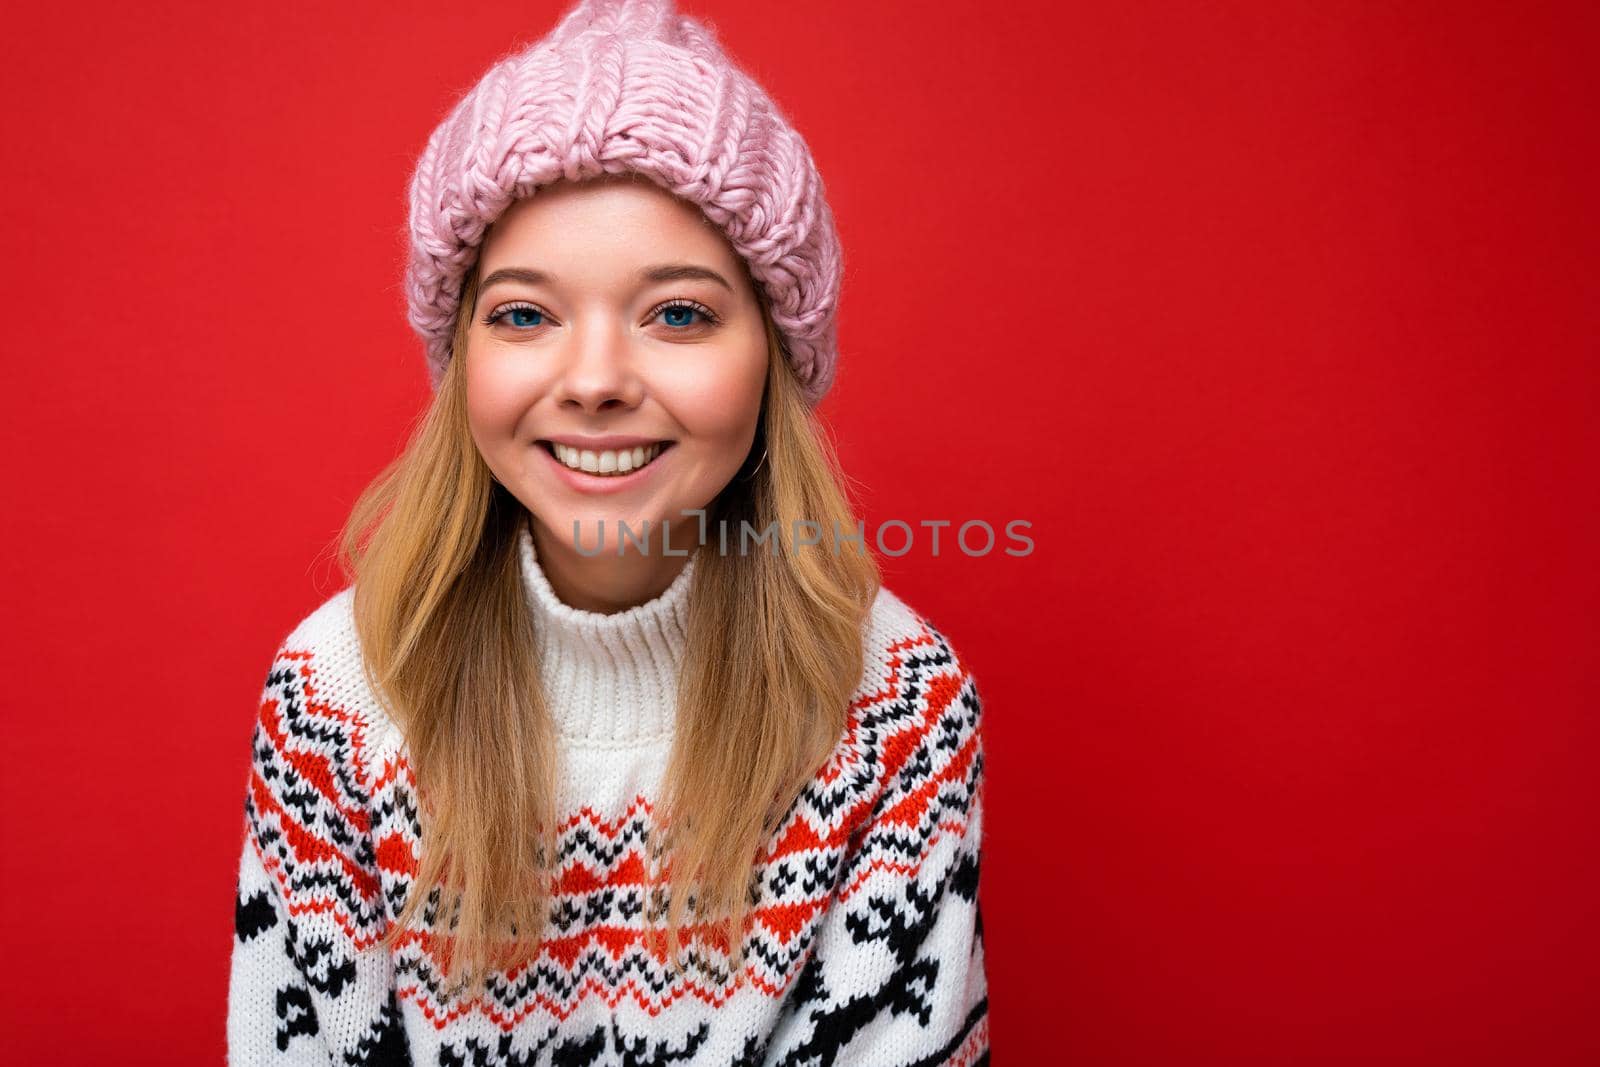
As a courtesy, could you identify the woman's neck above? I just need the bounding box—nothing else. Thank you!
[517,518,698,746]
[528,513,696,614]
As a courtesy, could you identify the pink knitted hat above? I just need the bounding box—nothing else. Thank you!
[403,0,843,406]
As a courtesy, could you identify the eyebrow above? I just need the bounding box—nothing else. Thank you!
[477,263,734,296]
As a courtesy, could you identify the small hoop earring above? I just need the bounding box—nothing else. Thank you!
[743,446,768,481]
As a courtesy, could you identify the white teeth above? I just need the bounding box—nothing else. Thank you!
[550,442,664,477]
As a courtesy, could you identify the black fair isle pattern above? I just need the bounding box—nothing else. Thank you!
[228,591,989,1066]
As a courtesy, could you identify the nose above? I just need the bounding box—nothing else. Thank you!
[553,313,645,414]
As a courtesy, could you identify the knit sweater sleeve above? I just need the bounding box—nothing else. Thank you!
[767,620,991,1067]
[226,631,405,1064]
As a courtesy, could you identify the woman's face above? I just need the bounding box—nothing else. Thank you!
[464,175,768,560]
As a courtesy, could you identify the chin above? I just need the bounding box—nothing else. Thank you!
[546,492,735,550]
[532,503,660,548]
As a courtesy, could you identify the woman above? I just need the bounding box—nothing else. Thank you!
[226,1,989,1063]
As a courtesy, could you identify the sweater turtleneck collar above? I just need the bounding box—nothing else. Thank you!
[516,523,697,748]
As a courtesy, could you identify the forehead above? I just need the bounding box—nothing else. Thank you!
[479,175,740,274]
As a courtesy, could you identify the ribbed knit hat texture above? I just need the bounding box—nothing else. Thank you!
[403,0,843,406]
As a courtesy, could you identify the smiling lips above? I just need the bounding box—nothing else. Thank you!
[541,439,671,477]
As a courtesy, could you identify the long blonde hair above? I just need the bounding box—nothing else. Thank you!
[340,257,879,1003]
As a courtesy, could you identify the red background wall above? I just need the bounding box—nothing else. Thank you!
[2,1,1595,1062]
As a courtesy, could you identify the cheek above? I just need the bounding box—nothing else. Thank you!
[663,321,769,430]
[464,349,534,439]
[669,354,767,450]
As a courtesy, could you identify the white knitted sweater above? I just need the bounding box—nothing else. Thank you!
[226,525,989,1065]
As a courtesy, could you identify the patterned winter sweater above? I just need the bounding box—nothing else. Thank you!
[227,525,990,1065]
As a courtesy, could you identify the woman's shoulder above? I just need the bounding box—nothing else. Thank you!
[821,582,985,834]
[242,585,393,937]
[256,585,405,785]
[852,582,983,735]
[861,582,978,680]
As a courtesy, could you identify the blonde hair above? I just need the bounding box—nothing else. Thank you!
[338,257,879,1003]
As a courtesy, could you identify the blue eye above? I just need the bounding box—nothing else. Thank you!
[482,302,548,330]
[662,306,694,327]
[654,301,720,329]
